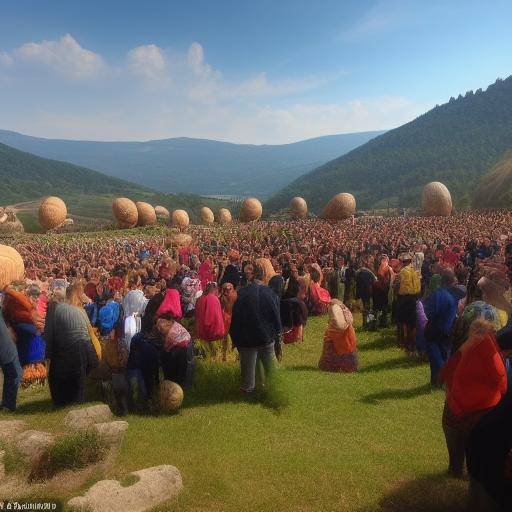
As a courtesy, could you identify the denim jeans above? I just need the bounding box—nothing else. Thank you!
[426,342,449,386]
[238,343,275,393]
[1,358,22,411]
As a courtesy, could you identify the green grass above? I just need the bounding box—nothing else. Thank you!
[10,317,468,511]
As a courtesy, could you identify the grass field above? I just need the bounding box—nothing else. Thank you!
[9,317,469,511]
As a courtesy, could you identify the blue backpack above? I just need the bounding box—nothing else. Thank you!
[98,301,121,336]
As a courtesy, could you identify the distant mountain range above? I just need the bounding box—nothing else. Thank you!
[266,75,512,213]
[0,130,384,198]
[0,142,229,222]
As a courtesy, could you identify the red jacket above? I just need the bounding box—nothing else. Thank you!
[441,333,507,417]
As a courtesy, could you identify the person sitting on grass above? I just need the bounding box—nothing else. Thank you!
[318,299,358,373]
[230,262,281,394]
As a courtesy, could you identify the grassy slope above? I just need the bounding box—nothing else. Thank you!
[13,318,466,512]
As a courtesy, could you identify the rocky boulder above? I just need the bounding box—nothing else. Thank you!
[64,405,113,431]
[15,430,55,463]
[92,421,128,446]
[67,465,183,512]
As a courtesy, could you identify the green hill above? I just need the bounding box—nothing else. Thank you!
[266,76,512,213]
[0,142,228,221]
[473,151,512,208]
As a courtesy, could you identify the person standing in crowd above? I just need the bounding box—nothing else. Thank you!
[0,307,23,411]
[395,253,421,352]
[424,270,460,386]
[440,319,507,478]
[355,255,377,328]
[372,255,393,328]
[230,262,281,394]
[44,282,98,407]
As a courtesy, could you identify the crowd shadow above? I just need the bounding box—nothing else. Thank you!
[358,355,425,374]
[360,383,433,404]
[15,397,55,414]
[359,472,468,512]
[358,334,396,352]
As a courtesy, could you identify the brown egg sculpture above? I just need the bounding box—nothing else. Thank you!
[0,244,25,288]
[155,205,170,221]
[289,197,308,218]
[421,181,452,216]
[136,202,157,226]
[239,198,262,222]
[199,207,215,225]
[321,193,356,220]
[112,198,138,229]
[172,209,190,229]
[38,196,67,231]
[218,208,232,224]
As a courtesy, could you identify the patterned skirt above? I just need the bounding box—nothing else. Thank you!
[318,340,358,373]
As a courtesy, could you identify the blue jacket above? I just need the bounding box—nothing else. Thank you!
[230,283,282,348]
[424,287,457,335]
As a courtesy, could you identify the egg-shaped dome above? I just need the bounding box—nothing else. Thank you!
[199,207,215,225]
[218,208,232,224]
[38,196,67,231]
[421,181,452,216]
[321,193,356,220]
[167,232,193,248]
[289,197,308,219]
[239,198,262,222]
[0,211,24,235]
[112,198,138,229]
[0,244,25,289]
[136,202,157,226]
[172,209,190,229]
[155,205,170,220]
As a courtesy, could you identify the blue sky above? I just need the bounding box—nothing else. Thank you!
[0,0,511,143]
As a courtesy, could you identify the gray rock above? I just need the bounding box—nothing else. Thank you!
[15,430,54,463]
[0,420,28,444]
[92,421,128,445]
[64,405,113,431]
[67,465,183,512]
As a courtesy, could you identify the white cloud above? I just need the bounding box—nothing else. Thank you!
[187,42,215,78]
[15,33,103,79]
[341,1,416,41]
[0,34,432,144]
[127,44,168,86]
[0,51,13,67]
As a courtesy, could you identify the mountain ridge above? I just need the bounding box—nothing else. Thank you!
[0,130,385,198]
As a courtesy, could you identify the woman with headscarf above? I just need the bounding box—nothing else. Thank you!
[198,257,214,291]
[308,265,331,316]
[255,258,276,286]
[156,313,192,387]
[319,299,358,373]
[123,288,149,355]
[440,319,507,478]
[195,282,225,361]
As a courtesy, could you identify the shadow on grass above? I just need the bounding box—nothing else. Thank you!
[183,361,289,413]
[358,355,425,373]
[360,384,434,404]
[286,364,319,373]
[359,472,468,512]
[358,334,396,352]
[15,397,55,414]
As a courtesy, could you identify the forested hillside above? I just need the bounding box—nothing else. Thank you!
[0,143,229,220]
[266,76,512,213]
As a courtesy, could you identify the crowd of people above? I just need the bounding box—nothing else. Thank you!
[1,210,512,510]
